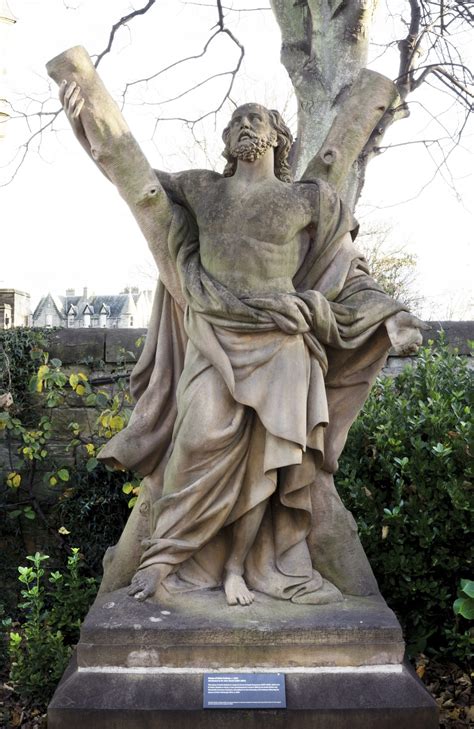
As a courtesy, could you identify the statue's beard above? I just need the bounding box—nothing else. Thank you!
[231,132,276,162]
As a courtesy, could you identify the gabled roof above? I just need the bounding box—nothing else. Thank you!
[32,292,66,320]
[34,291,147,321]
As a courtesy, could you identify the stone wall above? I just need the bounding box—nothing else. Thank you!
[383,320,473,376]
[45,320,473,368]
[1,327,147,483]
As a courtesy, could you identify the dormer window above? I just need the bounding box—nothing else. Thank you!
[99,303,110,328]
[67,304,77,328]
[82,303,94,328]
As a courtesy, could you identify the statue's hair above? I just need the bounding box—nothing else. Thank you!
[222,107,293,183]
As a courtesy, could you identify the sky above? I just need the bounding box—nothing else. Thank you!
[1,0,473,319]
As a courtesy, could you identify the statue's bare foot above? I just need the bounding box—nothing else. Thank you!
[128,565,163,601]
[224,572,255,606]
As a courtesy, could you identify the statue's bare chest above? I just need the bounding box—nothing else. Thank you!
[186,180,314,245]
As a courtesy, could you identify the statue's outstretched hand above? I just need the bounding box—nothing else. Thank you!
[59,80,88,148]
[384,311,428,355]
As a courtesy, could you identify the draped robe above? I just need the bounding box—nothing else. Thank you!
[98,174,405,602]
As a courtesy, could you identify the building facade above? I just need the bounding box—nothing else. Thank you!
[0,289,32,328]
[32,287,153,329]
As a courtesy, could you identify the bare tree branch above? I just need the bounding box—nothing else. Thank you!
[121,29,222,106]
[1,108,61,187]
[137,0,244,131]
[94,0,157,68]
[185,1,270,10]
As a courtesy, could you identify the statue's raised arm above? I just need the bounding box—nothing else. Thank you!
[47,46,184,308]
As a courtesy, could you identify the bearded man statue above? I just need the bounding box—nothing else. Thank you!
[60,86,423,607]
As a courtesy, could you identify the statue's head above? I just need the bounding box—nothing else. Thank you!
[222,103,293,183]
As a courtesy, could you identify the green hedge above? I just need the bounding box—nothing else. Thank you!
[336,339,473,661]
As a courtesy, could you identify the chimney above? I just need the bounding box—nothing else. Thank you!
[66,288,75,297]
[83,287,88,299]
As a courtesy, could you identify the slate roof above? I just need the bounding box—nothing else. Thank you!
[33,291,153,321]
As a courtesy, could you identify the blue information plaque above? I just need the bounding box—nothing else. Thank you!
[203,672,286,709]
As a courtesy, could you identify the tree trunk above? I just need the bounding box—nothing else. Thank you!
[271,0,398,210]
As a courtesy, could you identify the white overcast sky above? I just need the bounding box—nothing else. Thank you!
[1,0,473,318]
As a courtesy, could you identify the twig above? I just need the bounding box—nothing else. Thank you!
[0,110,61,186]
[185,2,270,10]
[94,0,157,68]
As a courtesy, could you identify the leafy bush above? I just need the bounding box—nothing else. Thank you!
[8,550,97,705]
[337,339,473,662]
[0,328,49,417]
[54,464,131,573]
[1,329,138,576]
[0,331,139,711]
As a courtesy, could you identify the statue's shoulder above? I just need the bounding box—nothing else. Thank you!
[293,177,322,208]
[296,177,350,214]
[154,168,223,204]
[295,177,338,200]
[295,177,358,237]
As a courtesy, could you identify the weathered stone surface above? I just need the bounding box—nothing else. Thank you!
[104,328,146,363]
[49,406,95,439]
[48,328,106,364]
[48,654,438,729]
[0,440,21,471]
[421,320,474,354]
[77,588,404,669]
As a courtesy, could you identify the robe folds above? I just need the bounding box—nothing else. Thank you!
[98,177,405,602]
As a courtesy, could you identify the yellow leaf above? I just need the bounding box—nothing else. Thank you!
[78,372,88,381]
[69,373,79,389]
[75,384,86,396]
[382,525,389,540]
[110,415,124,431]
[416,665,425,679]
[58,526,70,535]
[7,471,21,488]
[85,443,95,456]
[49,476,58,486]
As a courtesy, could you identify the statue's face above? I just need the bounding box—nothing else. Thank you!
[228,103,278,162]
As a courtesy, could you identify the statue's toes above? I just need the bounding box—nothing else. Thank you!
[237,590,254,606]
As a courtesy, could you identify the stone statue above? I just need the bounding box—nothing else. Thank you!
[52,48,424,608]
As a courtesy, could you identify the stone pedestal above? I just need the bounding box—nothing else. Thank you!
[48,588,438,728]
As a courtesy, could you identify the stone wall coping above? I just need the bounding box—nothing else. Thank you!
[45,321,473,364]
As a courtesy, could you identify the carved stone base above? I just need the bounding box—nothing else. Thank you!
[74,587,405,669]
[48,588,438,728]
